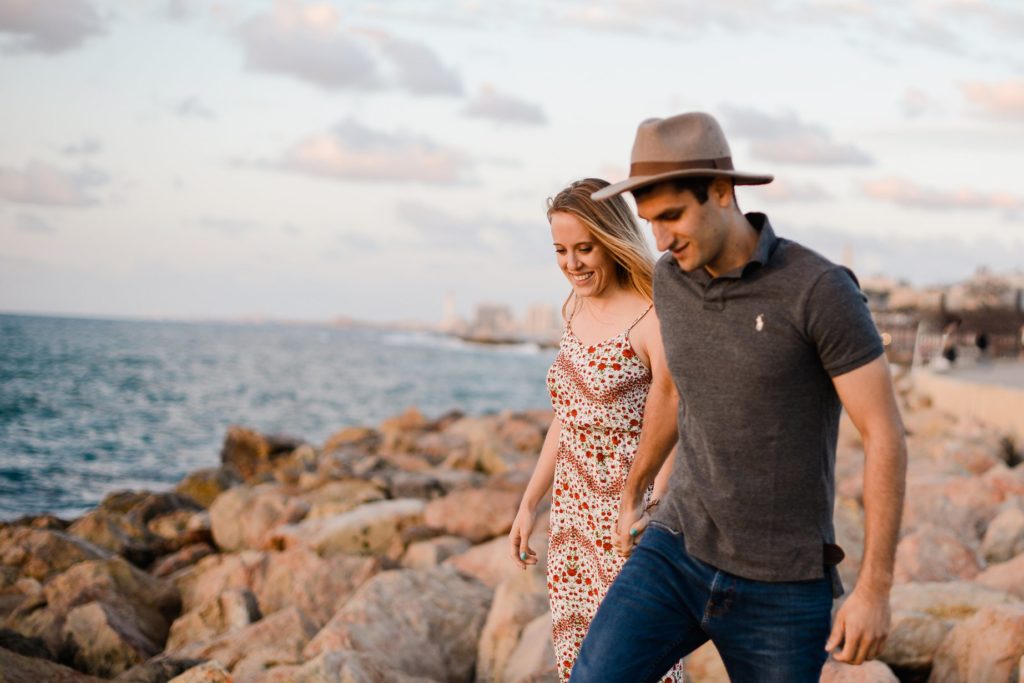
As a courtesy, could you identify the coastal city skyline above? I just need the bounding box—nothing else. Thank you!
[2,1,1023,323]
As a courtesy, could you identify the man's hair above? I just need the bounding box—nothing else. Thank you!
[631,176,718,204]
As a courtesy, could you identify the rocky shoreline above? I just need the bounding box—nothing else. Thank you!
[2,372,1023,682]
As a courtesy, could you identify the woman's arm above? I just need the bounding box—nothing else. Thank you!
[509,416,562,568]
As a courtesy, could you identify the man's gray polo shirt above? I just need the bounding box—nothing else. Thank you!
[651,213,883,596]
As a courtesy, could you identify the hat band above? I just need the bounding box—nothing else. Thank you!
[630,156,734,177]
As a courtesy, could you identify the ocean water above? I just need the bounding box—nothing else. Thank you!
[0,314,556,520]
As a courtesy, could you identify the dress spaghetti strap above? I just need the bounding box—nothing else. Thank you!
[625,303,654,335]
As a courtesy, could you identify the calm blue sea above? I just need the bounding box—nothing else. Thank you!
[0,314,556,520]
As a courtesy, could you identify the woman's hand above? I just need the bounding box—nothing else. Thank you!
[509,505,539,569]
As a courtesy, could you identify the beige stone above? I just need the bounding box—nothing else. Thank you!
[167,660,233,683]
[974,553,1024,599]
[0,646,104,682]
[185,606,317,670]
[447,511,548,589]
[63,600,164,677]
[175,467,241,508]
[209,485,309,552]
[893,524,982,583]
[819,657,899,682]
[266,498,424,557]
[476,569,549,683]
[0,527,109,582]
[304,567,492,682]
[166,588,261,652]
[929,603,1024,683]
[401,535,471,569]
[980,505,1024,564]
[684,641,728,683]
[502,611,556,683]
[424,488,520,543]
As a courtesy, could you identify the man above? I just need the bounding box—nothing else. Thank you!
[570,112,907,682]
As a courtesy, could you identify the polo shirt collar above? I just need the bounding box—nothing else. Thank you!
[703,212,779,281]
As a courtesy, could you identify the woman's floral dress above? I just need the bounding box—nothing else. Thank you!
[545,304,685,682]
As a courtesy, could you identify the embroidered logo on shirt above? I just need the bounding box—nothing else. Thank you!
[755,314,765,331]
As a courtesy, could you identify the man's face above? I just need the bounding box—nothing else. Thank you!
[635,180,730,274]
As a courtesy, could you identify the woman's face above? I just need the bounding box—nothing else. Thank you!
[550,211,617,298]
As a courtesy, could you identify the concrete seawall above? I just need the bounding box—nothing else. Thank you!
[913,362,1024,443]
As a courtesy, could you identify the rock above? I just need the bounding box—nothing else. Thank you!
[442,415,515,474]
[63,600,165,677]
[379,408,430,453]
[980,505,1024,564]
[834,496,865,590]
[496,414,546,454]
[447,512,549,589]
[424,488,520,543]
[929,604,1024,683]
[148,510,212,553]
[0,646,105,682]
[974,553,1024,599]
[249,548,378,627]
[209,484,309,552]
[299,479,385,519]
[185,606,317,671]
[151,544,216,579]
[0,527,110,582]
[819,657,899,682]
[401,535,471,569]
[274,650,437,683]
[175,468,242,508]
[322,426,380,456]
[683,641,728,683]
[267,498,424,557]
[112,656,207,682]
[476,569,549,683]
[501,611,556,683]
[893,524,982,583]
[303,566,492,682]
[220,426,302,483]
[166,661,232,683]
[880,581,1018,673]
[67,510,160,566]
[0,627,53,660]
[172,549,377,628]
[44,557,181,625]
[166,588,261,652]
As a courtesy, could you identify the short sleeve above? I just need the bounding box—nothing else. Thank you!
[804,266,884,377]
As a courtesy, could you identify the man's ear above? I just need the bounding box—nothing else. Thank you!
[711,177,734,208]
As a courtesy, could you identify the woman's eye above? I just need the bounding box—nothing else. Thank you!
[579,247,592,253]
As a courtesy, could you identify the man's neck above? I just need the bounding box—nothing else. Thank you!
[704,212,758,278]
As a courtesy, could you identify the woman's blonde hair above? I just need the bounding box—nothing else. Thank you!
[547,178,654,320]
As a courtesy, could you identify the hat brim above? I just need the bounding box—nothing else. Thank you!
[591,168,774,201]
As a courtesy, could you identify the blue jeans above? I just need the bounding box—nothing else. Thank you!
[569,522,833,683]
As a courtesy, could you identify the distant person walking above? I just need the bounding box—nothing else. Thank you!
[509,178,685,682]
[568,113,908,682]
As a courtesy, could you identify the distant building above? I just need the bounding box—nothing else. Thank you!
[522,304,561,345]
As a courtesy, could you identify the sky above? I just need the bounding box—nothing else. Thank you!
[1,0,1022,324]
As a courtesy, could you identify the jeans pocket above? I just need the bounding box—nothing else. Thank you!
[648,520,684,537]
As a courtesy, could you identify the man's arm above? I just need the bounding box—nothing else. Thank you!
[825,355,907,665]
[613,316,679,556]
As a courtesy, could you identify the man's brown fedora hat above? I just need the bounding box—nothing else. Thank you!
[592,112,773,201]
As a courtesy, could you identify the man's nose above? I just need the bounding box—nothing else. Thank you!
[652,224,672,252]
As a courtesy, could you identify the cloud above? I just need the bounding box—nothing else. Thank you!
[235,0,460,95]
[62,137,101,156]
[196,216,258,235]
[14,212,56,233]
[174,96,216,120]
[722,106,874,166]
[396,199,549,262]
[273,119,470,184]
[0,161,108,206]
[900,87,943,118]
[0,0,104,53]
[861,177,1024,217]
[463,85,547,125]
[960,80,1024,121]
[747,178,833,203]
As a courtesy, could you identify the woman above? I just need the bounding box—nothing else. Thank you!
[509,178,685,682]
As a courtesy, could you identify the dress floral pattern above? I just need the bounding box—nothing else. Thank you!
[546,305,685,682]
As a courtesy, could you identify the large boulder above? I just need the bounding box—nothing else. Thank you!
[501,611,556,683]
[266,498,425,557]
[299,479,385,519]
[175,468,241,508]
[819,658,899,682]
[401,535,471,570]
[67,510,162,567]
[476,568,549,682]
[303,566,492,682]
[62,601,166,677]
[447,512,548,589]
[43,557,180,624]
[974,553,1024,599]
[980,505,1024,565]
[208,484,309,552]
[0,646,104,682]
[181,606,317,671]
[893,524,983,583]
[166,588,261,652]
[150,543,216,579]
[267,650,437,683]
[0,527,109,582]
[220,426,304,483]
[166,661,232,683]
[111,656,206,682]
[424,488,520,543]
[879,581,1019,674]
[928,603,1024,683]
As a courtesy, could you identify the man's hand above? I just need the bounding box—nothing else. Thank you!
[825,587,891,665]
